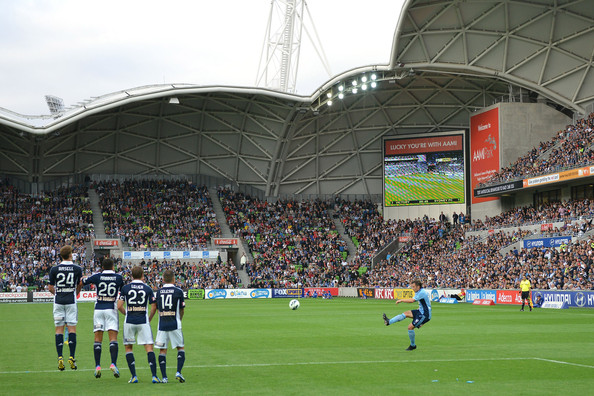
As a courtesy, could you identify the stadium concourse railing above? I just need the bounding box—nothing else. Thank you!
[3,287,592,308]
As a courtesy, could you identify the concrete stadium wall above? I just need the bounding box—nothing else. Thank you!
[471,102,571,223]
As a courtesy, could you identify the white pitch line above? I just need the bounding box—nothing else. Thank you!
[3,357,592,375]
[532,357,594,369]
[0,357,529,375]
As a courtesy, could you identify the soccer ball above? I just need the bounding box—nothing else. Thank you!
[289,299,300,310]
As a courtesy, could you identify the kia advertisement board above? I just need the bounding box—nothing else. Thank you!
[470,107,500,203]
[272,289,303,298]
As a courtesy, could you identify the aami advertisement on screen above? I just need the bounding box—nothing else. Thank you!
[384,134,465,207]
[470,107,500,203]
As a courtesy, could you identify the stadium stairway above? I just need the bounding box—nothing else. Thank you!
[207,187,252,287]
[329,209,357,263]
[207,187,233,238]
[88,188,106,239]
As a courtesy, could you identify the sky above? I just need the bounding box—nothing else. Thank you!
[0,0,405,115]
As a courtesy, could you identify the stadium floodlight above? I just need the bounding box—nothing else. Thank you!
[338,85,344,92]
[361,84,368,91]
[352,80,358,86]
[327,100,333,106]
[371,81,377,88]
[338,92,344,99]
[169,97,180,104]
[45,95,64,115]
[326,92,332,98]
[361,76,368,83]
[352,88,358,94]
[371,73,377,80]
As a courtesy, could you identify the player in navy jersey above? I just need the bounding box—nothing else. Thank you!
[117,266,159,383]
[155,270,186,383]
[83,258,124,379]
[382,280,432,350]
[48,245,83,371]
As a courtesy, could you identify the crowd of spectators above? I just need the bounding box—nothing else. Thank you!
[96,180,221,250]
[333,198,454,267]
[482,113,594,186]
[470,198,594,231]
[113,258,240,290]
[0,180,94,292]
[219,188,349,288]
[2,174,593,293]
[359,226,592,291]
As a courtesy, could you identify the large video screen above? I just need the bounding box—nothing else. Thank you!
[384,134,465,207]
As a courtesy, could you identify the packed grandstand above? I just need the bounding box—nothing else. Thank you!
[2,113,594,294]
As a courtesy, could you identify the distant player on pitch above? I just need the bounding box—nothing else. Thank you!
[155,269,186,383]
[382,280,432,350]
[83,258,124,378]
[117,266,160,383]
[49,245,83,371]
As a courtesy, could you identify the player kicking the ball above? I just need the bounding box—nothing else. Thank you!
[382,280,432,350]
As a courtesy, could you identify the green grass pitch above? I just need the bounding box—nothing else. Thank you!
[385,173,464,206]
[1,298,593,395]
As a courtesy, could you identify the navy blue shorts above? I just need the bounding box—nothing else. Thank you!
[411,309,430,328]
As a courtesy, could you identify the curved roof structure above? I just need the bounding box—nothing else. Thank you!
[391,0,594,114]
[1,0,592,198]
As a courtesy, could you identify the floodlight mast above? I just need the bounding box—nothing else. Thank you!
[255,0,331,94]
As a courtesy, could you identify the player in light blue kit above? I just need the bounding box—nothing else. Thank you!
[382,280,431,350]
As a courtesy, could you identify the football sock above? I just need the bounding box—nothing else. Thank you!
[147,351,157,377]
[94,342,102,366]
[158,354,167,378]
[177,350,185,373]
[68,333,76,358]
[55,334,64,357]
[521,301,525,309]
[126,352,137,377]
[389,313,406,325]
[408,330,416,346]
[109,341,118,365]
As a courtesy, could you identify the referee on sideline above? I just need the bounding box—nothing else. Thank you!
[519,274,532,312]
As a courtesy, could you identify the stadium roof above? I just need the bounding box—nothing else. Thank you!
[1,0,592,197]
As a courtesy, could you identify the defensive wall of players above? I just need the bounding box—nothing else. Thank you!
[2,287,593,308]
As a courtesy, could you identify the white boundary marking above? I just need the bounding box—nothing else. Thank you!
[532,357,594,369]
[1,356,593,375]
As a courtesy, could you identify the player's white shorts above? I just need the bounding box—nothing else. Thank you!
[155,329,185,349]
[93,309,119,332]
[123,323,154,345]
[53,303,78,326]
